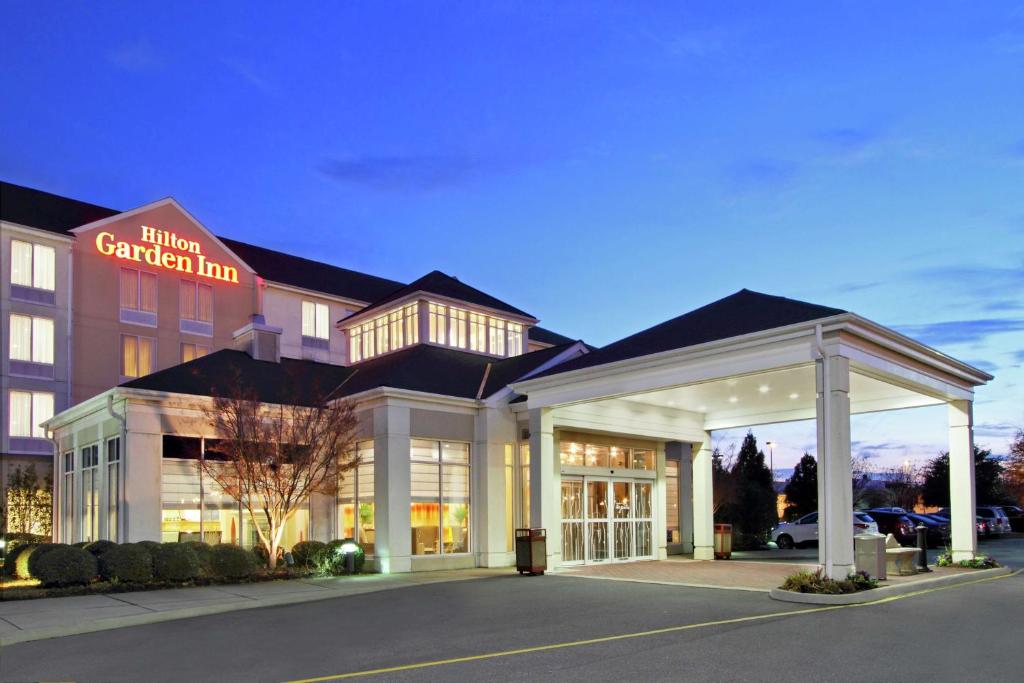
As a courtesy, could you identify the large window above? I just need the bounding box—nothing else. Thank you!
[410,439,470,555]
[161,436,241,545]
[520,443,531,528]
[508,322,523,357]
[80,444,100,543]
[11,240,55,291]
[560,440,655,471]
[180,280,213,323]
[121,335,155,378]
[121,268,157,317]
[62,451,74,542]
[468,312,487,352]
[107,437,121,541]
[424,301,524,357]
[9,314,54,364]
[9,390,53,437]
[338,441,375,554]
[666,460,680,545]
[181,343,210,362]
[302,301,329,340]
[348,304,419,363]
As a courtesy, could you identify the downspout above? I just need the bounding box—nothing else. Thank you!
[66,248,73,414]
[107,394,128,541]
[813,324,832,577]
[48,433,61,542]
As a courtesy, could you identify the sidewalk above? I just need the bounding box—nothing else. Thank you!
[0,567,506,646]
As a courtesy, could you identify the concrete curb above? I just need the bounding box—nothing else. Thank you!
[559,572,771,593]
[769,566,1014,605]
[0,571,500,647]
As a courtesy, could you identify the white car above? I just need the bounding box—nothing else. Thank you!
[772,511,879,549]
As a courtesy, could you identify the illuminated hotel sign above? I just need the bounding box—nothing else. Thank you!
[95,225,239,283]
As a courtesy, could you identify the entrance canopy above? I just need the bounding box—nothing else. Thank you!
[512,290,992,576]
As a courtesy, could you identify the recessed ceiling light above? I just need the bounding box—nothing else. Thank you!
[697,405,707,412]
[789,392,799,400]
[728,396,738,404]
[758,385,770,394]
[667,400,676,406]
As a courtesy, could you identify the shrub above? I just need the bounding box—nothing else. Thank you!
[290,541,326,568]
[251,544,270,567]
[100,543,154,583]
[186,541,214,575]
[27,543,68,578]
[151,543,201,582]
[312,539,365,576]
[84,540,118,560]
[33,546,98,587]
[135,540,160,555]
[936,552,999,569]
[8,543,39,579]
[72,541,90,548]
[209,544,257,580]
[780,568,877,594]
[5,532,48,551]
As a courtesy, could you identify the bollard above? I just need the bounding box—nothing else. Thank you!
[916,525,930,572]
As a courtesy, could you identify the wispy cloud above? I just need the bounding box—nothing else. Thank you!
[723,158,798,194]
[1013,350,1024,363]
[975,421,1021,438]
[319,154,507,192]
[910,262,1024,303]
[108,39,159,71]
[894,318,1024,346]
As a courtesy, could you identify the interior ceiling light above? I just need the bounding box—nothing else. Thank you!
[758,385,770,394]
[789,392,799,400]
[697,405,707,412]
[728,396,738,404]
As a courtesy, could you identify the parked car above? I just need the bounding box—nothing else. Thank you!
[930,511,991,537]
[937,506,1012,535]
[866,509,918,545]
[1002,505,1024,532]
[903,513,951,548]
[771,511,878,549]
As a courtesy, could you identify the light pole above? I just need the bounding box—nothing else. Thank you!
[765,441,776,482]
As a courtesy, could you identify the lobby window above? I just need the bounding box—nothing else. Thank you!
[519,444,530,528]
[181,343,210,363]
[424,301,521,357]
[468,312,487,352]
[10,239,55,291]
[9,390,53,437]
[428,303,447,344]
[504,444,514,552]
[559,440,656,471]
[122,334,155,378]
[180,280,213,323]
[63,451,74,543]
[9,314,54,364]
[338,441,375,555]
[80,444,100,543]
[410,439,470,556]
[448,307,467,349]
[508,322,523,357]
[346,304,419,363]
[666,460,680,545]
[302,301,329,340]
[161,436,241,545]
[489,318,506,356]
[107,437,121,541]
[120,268,157,325]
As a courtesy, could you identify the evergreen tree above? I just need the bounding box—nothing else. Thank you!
[783,453,817,520]
[921,446,1009,507]
[1004,430,1024,504]
[723,431,777,545]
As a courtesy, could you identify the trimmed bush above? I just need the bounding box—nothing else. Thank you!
[290,540,326,568]
[209,544,257,580]
[72,541,90,548]
[8,543,39,579]
[186,541,214,575]
[313,539,365,576]
[5,532,48,551]
[33,546,98,587]
[251,544,270,567]
[27,543,68,578]
[85,540,118,560]
[135,540,160,555]
[151,543,201,582]
[100,543,154,583]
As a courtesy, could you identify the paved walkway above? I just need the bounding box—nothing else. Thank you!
[561,557,817,591]
[0,568,506,645]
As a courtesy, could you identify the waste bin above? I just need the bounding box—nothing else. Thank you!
[714,523,732,559]
[854,532,886,580]
[515,528,546,575]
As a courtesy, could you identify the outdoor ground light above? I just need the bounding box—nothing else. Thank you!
[340,540,361,575]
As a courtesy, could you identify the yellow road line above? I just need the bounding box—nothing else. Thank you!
[285,569,1020,683]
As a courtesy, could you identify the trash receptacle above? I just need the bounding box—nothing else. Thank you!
[855,532,886,580]
[714,523,732,559]
[515,528,546,575]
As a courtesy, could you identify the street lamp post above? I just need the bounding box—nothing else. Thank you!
[765,441,776,482]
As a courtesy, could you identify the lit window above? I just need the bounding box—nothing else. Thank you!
[122,335,155,377]
[349,327,362,363]
[9,390,53,437]
[375,316,389,355]
[411,439,470,555]
[180,280,213,323]
[62,451,75,542]
[81,444,100,543]
[338,441,376,555]
[302,301,330,340]
[9,314,54,364]
[181,343,210,362]
[389,309,403,350]
[468,313,487,352]
[508,323,523,357]
[107,437,121,541]
[121,268,158,313]
[489,318,506,356]
[404,303,419,345]
[346,305,422,362]
[10,240,55,291]
[428,303,447,344]
[448,308,467,349]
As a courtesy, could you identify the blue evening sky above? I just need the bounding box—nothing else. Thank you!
[2,2,1021,475]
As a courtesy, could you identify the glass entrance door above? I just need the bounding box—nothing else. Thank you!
[561,479,584,563]
[612,481,633,560]
[572,476,655,564]
[586,480,609,561]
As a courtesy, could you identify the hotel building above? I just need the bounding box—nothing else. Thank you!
[3,180,993,576]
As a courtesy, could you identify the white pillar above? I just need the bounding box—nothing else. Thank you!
[373,404,411,573]
[474,407,516,567]
[949,400,977,562]
[816,355,854,578]
[655,443,668,560]
[692,432,715,560]
[528,408,560,568]
[678,443,694,553]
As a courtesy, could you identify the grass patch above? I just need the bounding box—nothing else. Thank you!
[780,568,878,594]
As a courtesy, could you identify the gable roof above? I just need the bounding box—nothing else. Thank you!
[0,181,119,235]
[529,326,575,346]
[349,270,535,321]
[534,289,846,378]
[121,343,580,403]
[219,237,404,304]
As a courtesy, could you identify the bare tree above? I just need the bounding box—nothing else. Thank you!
[202,374,358,569]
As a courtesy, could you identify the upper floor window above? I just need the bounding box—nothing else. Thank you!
[348,303,419,363]
[508,322,523,356]
[468,313,487,353]
[180,280,213,323]
[425,301,524,357]
[122,334,155,378]
[181,343,210,362]
[9,390,53,438]
[120,268,157,326]
[9,314,54,364]
[302,301,330,340]
[10,240,55,291]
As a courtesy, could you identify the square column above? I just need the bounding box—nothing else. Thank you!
[373,404,412,573]
[528,408,560,567]
[949,400,978,562]
[474,407,516,567]
[692,432,715,560]
[816,355,854,578]
[666,441,694,553]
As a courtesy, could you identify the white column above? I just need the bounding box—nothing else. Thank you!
[949,400,978,562]
[816,355,854,578]
[655,443,668,560]
[678,443,694,553]
[373,403,412,573]
[528,407,560,568]
[474,407,516,567]
[692,432,715,560]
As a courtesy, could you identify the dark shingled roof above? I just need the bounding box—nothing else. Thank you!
[533,289,846,378]
[121,343,581,403]
[1,181,119,234]
[529,326,575,347]
[351,270,534,320]
[218,237,404,304]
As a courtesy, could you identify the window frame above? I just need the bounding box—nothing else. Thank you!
[302,300,330,341]
[9,313,55,365]
[8,389,53,438]
[410,438,471,557]
[10,239,56,291]
[121,334,156,379]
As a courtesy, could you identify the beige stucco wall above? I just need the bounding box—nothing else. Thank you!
[261,285,356,364]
